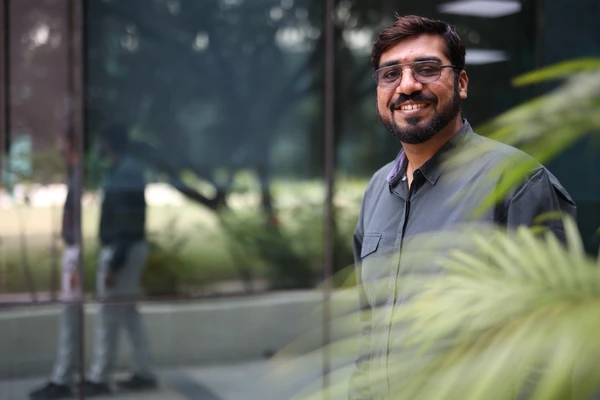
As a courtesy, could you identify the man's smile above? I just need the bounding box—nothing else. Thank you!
[398,103,428,111]
[393,102,431,115]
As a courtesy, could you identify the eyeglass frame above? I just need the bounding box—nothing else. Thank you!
[373,60,460,88]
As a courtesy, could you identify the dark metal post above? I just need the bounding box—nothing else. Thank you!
[0,0,7,164]
[534,0,543,97]
[67,0,85,398]
[0,0,9,297]
[322,0,335,397]
[0,0,7,296]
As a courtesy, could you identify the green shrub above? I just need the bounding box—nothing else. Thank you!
[142,217,190,296]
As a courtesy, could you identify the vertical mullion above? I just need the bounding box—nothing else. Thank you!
[67,0,86,398]
[322,0,335,398]
[0,0,7,180]
[0,0,9,296]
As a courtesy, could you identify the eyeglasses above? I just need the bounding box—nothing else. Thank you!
[373,60,458,88]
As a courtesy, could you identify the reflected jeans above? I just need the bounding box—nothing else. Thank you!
[50,246,82,385]
[88,241,154,384]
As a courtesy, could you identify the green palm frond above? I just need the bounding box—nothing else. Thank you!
[382,220,600,400]
[270,220,600,400]
[468,60,600,216]
[512,58,600,86]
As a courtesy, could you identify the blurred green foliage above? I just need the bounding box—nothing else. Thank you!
[0,179,363,296]
[289,218,600,400]
[473,58,600,217]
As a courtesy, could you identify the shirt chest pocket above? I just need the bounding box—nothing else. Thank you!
[361,233,382,259]
[360,233,395,308]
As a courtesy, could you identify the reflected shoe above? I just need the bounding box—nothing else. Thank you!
[115,374,158,391]
[29,382,73,399]
[80,380,111,397]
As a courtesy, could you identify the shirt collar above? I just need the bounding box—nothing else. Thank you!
[386,119,474,187]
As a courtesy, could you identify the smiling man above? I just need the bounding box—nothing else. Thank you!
[350,15,576,399]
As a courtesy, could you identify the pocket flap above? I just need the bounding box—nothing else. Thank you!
[360,233,382,258]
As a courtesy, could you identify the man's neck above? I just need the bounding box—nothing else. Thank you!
[403,117,463,180]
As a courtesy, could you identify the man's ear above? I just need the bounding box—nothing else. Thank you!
[459,70,468,100]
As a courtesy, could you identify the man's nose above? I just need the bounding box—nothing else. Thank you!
[395,68,423,96]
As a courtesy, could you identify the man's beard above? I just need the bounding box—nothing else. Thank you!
[378,82,461,145]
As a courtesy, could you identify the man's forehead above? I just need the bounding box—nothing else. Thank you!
[379,34,446,66]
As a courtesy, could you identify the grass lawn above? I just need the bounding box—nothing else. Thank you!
[0,178,367,295]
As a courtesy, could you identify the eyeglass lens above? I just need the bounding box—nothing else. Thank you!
[376,62,442,87]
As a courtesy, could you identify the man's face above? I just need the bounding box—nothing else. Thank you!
[57,135,68,158]
[98,138,112,160]
[57,135,74,161]
[376,34,468,144]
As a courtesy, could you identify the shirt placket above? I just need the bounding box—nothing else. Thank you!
[382,178,412,395]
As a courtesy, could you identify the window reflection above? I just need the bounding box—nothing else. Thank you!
[0,0,598,398]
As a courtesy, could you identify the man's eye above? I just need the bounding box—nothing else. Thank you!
[416,66,439,76]
[382,70,400,80]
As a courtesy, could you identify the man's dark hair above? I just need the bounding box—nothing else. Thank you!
[371,15,466,72]
[98,121,130,154]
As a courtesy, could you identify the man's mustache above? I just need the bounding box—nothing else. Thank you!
[389,93,437,111]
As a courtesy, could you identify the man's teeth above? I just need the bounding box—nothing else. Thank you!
[400,103,427,111]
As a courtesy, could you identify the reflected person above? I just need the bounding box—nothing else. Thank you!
[30,129,83,400]
[82,122,157,396]
[350,15,576,400]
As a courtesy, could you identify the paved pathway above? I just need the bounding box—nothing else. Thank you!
[0,357,353,400]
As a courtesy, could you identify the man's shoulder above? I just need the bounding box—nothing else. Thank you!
[108,155,145,189]
[468,132,574,201]
[116,155,145,175]
[470,132,527,157]
[468,132,541,170]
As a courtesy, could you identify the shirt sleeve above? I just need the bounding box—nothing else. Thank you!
[502,168,577,242]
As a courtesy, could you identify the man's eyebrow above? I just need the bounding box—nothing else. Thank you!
[377,56,443,69]
[414,56,442,63]
[377,60,400,69]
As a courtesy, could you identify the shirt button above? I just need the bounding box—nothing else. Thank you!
[401,175,407,181]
